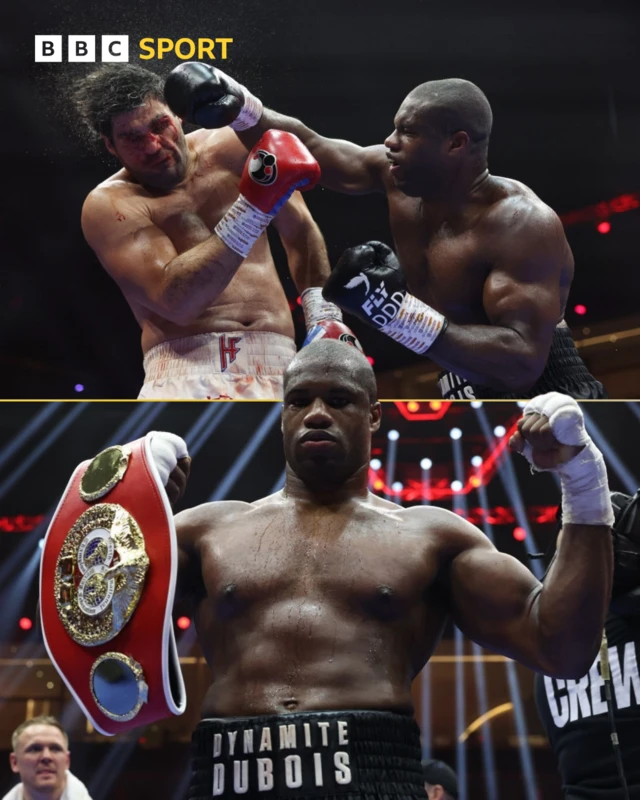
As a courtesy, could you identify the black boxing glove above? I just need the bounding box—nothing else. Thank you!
[164,62,263,131]
[323,241,448,354]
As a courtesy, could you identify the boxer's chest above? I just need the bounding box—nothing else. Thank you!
[201,510,436,619]
[144,164,241,253]
[388,194,491,324]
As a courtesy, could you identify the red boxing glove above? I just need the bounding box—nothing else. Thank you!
[302,319,364,352]
[215,130,321,257]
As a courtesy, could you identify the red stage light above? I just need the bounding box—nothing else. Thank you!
[513,527,527,542]
[296,296,302,305]
[373,479,384,491]
[407,401,419,412]
[19,618,33,631]
[597,221,611,234]
[429,401,442,411]
[176,616,191,630]
[366,356,375,366]
[573,304,587,316]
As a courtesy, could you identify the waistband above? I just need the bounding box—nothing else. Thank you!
[438,325,606,400]
[143,332,297,381]
[189,710,424,799]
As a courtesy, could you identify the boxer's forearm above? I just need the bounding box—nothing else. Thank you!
[533,523,612,677]
[283,223,332,292]
[153,236,243,325]
[428,322,544,392]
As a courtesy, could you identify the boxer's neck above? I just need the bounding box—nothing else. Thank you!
[283,462,370,505]
[419,168,491,224]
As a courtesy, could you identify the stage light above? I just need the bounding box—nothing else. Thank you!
[176,617,191,630]
[296,296,302,305]
[407,401,419,412]
[449,428,462,440]
[366,356,375,366]
[387,430,400,441]
[597,221,610,234]
[470,476,481,488]
[573,304,587,316]
[19,618,33,631]
[429,402,442,411]
[391,482,403,493]
[471,455,483,467]
[513,527,527,542]
[471,401,483,409]
[370,459,382,471]
[74,384,84,393]
[420,458,432,470]
[493,425,506,438]
[374,479,384,491]
[451,480,462,492]
[38,538,45,549]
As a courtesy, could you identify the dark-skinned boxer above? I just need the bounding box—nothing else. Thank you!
[43,341,613,798]
[163,63,606,400]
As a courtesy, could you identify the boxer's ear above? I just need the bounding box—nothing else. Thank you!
[102,135,116,156]
[370,402,382,433]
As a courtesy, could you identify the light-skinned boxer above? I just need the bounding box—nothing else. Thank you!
[75,65,358,400]
[164,64,606,400]
[124,340,611,798]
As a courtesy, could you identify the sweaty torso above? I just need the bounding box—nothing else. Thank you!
[181,493,451,718]
[384,173,573,326]
[97,128,293,352]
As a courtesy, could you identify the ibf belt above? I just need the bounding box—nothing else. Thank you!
[39,434,186,735]
[438,370,478,400]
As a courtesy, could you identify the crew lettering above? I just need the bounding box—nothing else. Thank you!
[545,641,640,726]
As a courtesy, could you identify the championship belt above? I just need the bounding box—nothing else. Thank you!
[39,433,187,736]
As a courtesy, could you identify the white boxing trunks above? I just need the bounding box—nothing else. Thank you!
[139,331,297,400]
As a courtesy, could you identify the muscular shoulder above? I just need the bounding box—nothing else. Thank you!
[174,499,252,550]
[397,504,495,556]
[481,178,567,257]
[81,179,150,247]
[187,126,248,174]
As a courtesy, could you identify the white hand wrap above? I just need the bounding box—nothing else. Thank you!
[520,393,614,527]
[301,287,343,328]
[216,71,263,131]
[215,195,273,258]
[379,292,447,354]
[148,432,189,488]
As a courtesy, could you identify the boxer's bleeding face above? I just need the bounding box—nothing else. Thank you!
[385,97,462,199]
[282,359,380,484]
[10,725,70,796]
[104,99,189,190]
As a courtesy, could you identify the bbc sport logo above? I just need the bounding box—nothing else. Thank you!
[34,36,234,62]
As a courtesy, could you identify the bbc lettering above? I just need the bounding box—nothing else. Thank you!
[34,36,233,62]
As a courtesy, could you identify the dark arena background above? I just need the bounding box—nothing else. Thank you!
[2,0,640,398]
[0,400,638,799]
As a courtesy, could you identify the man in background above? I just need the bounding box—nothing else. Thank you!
[423,759,459,799]
[4,716,92,800]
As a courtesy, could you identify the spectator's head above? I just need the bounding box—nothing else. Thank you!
[422,758,459,799]
[10,716,70,798]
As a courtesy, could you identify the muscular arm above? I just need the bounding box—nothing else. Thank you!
[271,191,331,290]
[237,110,387,195]
[82,189,244,326]
[427,206,572,392]
[447,516,611,678]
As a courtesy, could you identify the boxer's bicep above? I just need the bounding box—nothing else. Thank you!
[450,546,544,670]
[482,230,563,368]
[82,192,179,309]
[272,192,330,287]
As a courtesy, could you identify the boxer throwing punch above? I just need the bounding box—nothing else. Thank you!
[164,64,605,399]
[75,66,358,400]
[51,341,610,798]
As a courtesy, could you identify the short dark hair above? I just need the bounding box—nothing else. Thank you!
[284,340,378,403]
[71,64,165,142]
[408,78,493,158]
